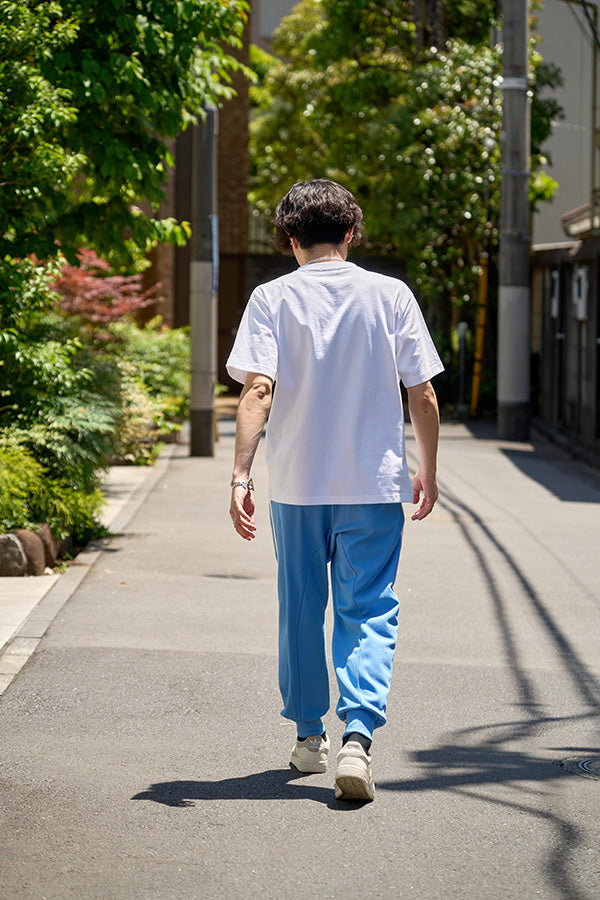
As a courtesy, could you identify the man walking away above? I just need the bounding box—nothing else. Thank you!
[227,180,443,801]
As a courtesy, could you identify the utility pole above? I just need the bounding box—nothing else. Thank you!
[189,108,219,456]
[498,0,531,440]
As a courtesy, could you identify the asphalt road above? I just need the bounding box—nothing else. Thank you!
[0,420,599,899]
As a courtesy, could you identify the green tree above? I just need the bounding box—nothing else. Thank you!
[249,0,560,332]
[0,2,82,258]
[1,0,250,267]
[0,0,249,540]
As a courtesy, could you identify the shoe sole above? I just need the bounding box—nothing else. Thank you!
[334,770,375,801]
[290,756,328,774]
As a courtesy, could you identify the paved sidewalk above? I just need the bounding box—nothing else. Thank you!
[0,457,170,662]
[0,420,599,900]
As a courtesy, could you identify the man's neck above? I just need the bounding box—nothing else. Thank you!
[293,242,348,267]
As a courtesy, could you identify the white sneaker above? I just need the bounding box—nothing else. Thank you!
[334,741,375,801]
[290,733,330,773]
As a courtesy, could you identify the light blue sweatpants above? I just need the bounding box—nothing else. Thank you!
[269,502,404,741]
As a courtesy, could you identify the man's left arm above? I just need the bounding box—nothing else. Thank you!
[406,379,440,521]
[230,372,273,541]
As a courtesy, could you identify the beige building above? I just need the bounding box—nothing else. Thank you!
[532,0,598,244]
[250,0,296,49]
[531,0,600,458]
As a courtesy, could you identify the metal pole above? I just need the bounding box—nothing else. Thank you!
[457,321,469,415]
[497,0,531,440]
[189,108,219,456]
[470,252,489,416]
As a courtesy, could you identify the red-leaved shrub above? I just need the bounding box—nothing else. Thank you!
[53,249,162,324]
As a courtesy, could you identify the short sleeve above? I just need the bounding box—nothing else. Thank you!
[395,286,445,387]
[226,288,278,385]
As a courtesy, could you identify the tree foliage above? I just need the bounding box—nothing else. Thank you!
[0,254,192,539]
[0,2,82,257]
[0,257,120,495]
[249,0,561,328]
[0,0,245,543]
[1,0,250,267]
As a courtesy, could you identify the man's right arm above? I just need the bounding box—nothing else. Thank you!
[406,380,440,521]
[230,372,273,540]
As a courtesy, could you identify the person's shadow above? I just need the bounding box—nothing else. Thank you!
[131,767,366,809]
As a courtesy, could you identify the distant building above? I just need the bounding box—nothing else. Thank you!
[531,0,599,460]
[532,0,596,244]
[250,0,296,50]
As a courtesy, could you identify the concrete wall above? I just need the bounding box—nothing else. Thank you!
[532,0,596,243]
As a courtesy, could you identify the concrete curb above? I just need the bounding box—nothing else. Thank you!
[0,445,175,696]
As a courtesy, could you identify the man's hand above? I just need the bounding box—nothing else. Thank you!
[411,469,438,521]
[230,486,257,541]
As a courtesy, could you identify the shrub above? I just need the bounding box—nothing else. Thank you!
[109,367,162,465]
[0,441,45,531]
[0,256,57,330]
[51,253,191,463]
[0,259,117,541]
[52,249,161,323]
[0,253,191,542]
[105,316,191,427]
[0,321,120,490]
[0,438,105,543]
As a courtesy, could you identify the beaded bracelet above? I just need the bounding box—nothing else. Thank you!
[230,478,255,491]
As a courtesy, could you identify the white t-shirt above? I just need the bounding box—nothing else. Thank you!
[227,260,444,505]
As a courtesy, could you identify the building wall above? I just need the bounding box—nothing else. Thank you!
[249,0,297,50]
[532,241,599,453]
[532,0,596,243]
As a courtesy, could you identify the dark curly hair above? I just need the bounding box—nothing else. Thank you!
[272,179,364,255]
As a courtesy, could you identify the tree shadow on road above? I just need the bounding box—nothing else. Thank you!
[383,727,597,794]
[377,717,599,900]
[394,467,600,900]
